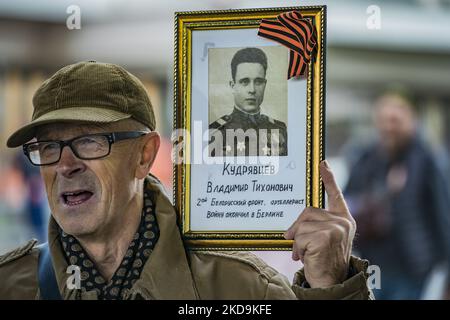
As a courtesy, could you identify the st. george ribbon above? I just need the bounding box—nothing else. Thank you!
[258,11,317,79]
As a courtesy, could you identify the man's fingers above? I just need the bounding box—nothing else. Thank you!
[290,221,333,237]
[320,160,349,215]
[284,207,345,239]
[292,240,301,261]
[284,208,305,239]
[291,233,313,262]
[284,207,327,239]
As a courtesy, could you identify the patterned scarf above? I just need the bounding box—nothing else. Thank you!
[59,180,159,299]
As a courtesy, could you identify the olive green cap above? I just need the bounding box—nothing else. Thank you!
[7,61,156,148]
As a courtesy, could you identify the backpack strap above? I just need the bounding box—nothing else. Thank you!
[37,243,62,300]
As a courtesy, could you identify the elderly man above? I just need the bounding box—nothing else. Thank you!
[0,61,371,300]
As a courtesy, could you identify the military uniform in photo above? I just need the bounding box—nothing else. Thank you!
[209,107,287,156]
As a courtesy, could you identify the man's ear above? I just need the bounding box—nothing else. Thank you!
[229,80,235,89]
[135,132,160,179]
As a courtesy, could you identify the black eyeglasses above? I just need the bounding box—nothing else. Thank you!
[23,131,149,166]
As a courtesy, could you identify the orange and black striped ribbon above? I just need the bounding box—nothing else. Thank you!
[258,11,317,79]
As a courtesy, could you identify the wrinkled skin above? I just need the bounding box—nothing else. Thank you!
[36,121,160,280]
[285,161,356,288]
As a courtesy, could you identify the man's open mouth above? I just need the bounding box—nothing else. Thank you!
[61,190,94,206]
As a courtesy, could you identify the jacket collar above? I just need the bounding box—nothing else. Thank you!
[232,105,261,124]
[47,174,198,300]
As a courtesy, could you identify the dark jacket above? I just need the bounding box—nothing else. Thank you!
[345,137,450,279]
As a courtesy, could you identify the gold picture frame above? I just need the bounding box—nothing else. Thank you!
[173,6,326,250]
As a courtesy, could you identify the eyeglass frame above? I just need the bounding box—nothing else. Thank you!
[22,131,149,166]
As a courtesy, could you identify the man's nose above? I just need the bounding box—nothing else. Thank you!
[248,81,256,94]
[55,146,86,178]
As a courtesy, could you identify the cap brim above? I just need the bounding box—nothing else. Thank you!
[7,107,132,148]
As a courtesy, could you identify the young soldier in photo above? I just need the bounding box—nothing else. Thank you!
[209,47,287,157]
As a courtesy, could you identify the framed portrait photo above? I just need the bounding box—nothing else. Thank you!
[173,6,326,250]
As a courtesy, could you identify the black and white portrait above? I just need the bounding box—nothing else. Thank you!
[208,46,288,157]
[180,16,318,236]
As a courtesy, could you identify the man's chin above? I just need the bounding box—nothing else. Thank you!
[241,105,259,113]
[55,213,99,237]
[61,224,97,238]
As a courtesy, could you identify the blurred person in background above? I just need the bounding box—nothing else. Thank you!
[344,88,450,300]
[13,151,49,243]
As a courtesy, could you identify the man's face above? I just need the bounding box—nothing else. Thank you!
[375,95,416,155]
[230,62,267,113]
[36,123,142,238]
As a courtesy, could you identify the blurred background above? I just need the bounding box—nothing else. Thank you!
[1,0,449,299]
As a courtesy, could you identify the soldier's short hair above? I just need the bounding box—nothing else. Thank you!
[231,47,268,81]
